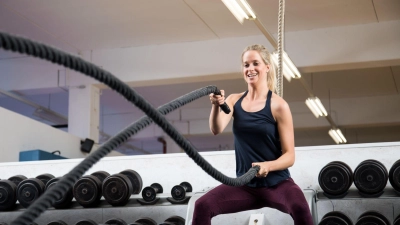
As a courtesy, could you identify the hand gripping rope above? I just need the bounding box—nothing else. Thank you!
[0,31,260,225]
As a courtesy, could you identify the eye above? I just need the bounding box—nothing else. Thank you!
[253,62,259,66]
[244,64,249,68]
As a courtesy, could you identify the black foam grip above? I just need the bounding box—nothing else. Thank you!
[214,90,231,114]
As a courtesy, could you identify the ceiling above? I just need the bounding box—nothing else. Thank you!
[0,0,400,154]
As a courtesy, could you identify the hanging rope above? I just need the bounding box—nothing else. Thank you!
[276,0,285,97]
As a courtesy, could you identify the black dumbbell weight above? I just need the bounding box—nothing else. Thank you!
[45,177,74,209]
[105,218,127,225]
[318,161,353,198]
[394,213,400,225]
[36,173,55,186]
[318,211,352,225]
[75,219,98,225]
[355,211,390,225]
[142,183,163,202]
[159,216,185,225]
[102,169,143,206]
[8,175,27,187]
[17,178,45,208]
[0,179,18,211]
[73,171,109,208]
[128,217,157,225]
[354,159,388,197]
[171,182,192,201]
[389,159,400,194]
[47,221,68,225]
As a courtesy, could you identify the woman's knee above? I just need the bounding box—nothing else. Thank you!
[194,196,217,217]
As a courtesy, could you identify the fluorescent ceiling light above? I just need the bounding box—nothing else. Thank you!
[305,97,328,118]
[222,0,256,24]
[329,128,347,144]
[271,52,301,81]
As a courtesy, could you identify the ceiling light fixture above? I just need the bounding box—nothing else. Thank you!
[329,128,347,144]
[271,52,302,81]
[222,0,256,24]
[305,97,328,118]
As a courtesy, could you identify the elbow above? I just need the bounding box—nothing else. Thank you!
[210,128,219,135]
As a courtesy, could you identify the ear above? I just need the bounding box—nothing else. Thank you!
[266,64,270,73]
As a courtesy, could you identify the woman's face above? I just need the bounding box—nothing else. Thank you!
[242,50,270,85]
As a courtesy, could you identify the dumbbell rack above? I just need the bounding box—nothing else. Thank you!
[0,193,194,225]
[315,188,400,224]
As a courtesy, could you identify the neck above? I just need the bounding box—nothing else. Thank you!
[247,83,269,100]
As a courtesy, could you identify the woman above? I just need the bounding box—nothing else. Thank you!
[192,44,313,225]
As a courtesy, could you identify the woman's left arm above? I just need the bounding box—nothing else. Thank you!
[252,99,295,177]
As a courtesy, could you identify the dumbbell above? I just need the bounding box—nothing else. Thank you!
[354,159,388,197]
[36,173,55,186]
[389,159,400,194]
[318,211,352,225]
[128,217,157,225]
[171,182,192,201]
[105,218,127,225]
[17,177,46,208]
[159,216,185,225]
[73,171,110,207]
[75,219,98,225]
[47,221,68,225]
[318,161,353,198]
[0,175,29,210]
[394,213,400,225]
[141,183,163,202]
[355,211,390,225]
[45,177,74,209]
[102,169,143,206]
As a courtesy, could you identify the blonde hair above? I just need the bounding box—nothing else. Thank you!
[241,44,276,93]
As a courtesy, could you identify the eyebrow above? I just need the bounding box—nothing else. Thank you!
[243,60,260,64]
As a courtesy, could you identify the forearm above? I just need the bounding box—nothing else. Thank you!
[266,151,295,172]
[209,105,223,135]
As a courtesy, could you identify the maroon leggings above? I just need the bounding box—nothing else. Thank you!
[192,178,314,225]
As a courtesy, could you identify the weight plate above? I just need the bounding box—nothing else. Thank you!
[323,211,352,225]
[102,174,132,206]
[119,169,143,194]
[73,175,102,207]
[357,211,390,225]
[35,173,55,186]
[180,182,192,192]
[389,159,400,192]
[91,171,110,183]
[45,177,73,209]
[105,218,127,225]
[354,161,388,194]
[164,216,185,225]
[319,216,349,225]
[8,175,27,187]
[394,213,400,225]
[171,185,186,201]
[134,217,157,225]
[0,180,17,211]
[75,219,98,225]
[150,183,163,194]
[319,163,351,196]
[47,221,68,225]
[142,186,157,202]
[17,178,45,208]
[356,216,387,225]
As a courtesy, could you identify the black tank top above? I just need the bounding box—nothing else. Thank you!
[233,90,290,187]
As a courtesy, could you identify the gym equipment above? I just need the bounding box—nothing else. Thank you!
[75,219,97,225]
[35,174,55,186]
[138,183,163,205]
[389,159,400,194]
[318,161,353,198]
[0,179,18,211]
[8,175,27,187]
[73,171,109,208]
[128,217,157,225]
[105,218,127,225]
[318,211,352,225]
[159,216,185,225]
[167,182,192,204]
[355,211,389,225]
[102,169,143,206]
[47,221,68,225]
[17,178,45,208]
[45,177,73,209]
[354,159,388,197]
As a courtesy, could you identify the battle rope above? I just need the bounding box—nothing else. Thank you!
[0,32,260,225]
[276,0,285,97]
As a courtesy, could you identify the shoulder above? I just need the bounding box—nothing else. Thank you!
[270,92,291,120]
[227,92,246,105]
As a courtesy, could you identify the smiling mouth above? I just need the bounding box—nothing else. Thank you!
[247,73,258,77]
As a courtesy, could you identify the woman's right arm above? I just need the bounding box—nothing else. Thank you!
[209,90,235,135]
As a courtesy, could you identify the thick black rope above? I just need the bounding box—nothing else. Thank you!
[0,31,260,225]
